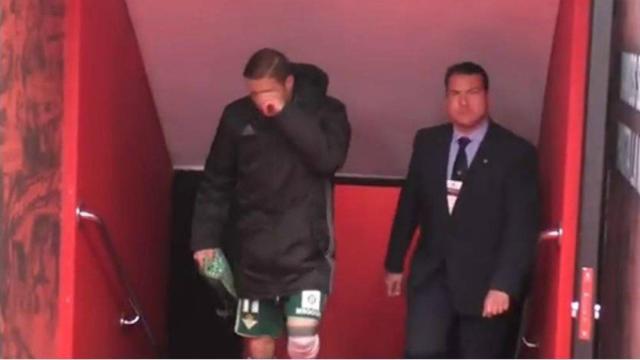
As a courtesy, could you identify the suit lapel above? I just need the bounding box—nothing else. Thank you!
[466,121,497,178]
[435,125,453,218]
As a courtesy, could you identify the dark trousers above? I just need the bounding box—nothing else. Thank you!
[405,276,520,358]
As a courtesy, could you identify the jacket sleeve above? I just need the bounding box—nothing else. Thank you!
[190,109,237,252]
[490,145,540,300]
[273,99,351,175]
[384,132,423,273]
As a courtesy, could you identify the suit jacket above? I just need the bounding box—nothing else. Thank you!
[385,121,540,315]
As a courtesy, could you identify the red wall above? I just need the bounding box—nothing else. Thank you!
[533,0,589,357]
[58,0,172,357]
[322,185,407,358]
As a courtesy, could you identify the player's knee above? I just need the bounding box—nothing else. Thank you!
[246,336,275,359]
[287,334,320,359]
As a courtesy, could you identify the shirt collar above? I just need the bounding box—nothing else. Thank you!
[453,118,490,144]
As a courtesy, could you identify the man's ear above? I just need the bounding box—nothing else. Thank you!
[484,91,491,112]
[285,75,295,93]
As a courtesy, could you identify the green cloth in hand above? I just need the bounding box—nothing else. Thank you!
[200,248,236,298]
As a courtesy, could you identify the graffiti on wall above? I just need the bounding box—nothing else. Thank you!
[0,0,65,357]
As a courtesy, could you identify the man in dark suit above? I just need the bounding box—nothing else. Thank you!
[384,62,539,358]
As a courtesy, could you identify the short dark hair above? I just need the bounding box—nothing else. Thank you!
[445,62,489,91]
[243,48,292,83]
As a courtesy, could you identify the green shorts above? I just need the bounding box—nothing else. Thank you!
[234,290,326,338]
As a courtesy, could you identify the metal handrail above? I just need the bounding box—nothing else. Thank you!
[538,227,563,249]
[539,228,563,242]
[517,226,565,354]
[76,205,158,353]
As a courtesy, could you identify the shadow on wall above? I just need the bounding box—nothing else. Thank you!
[168,171,242,358]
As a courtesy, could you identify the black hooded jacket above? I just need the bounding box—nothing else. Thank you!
[191,63,351,298]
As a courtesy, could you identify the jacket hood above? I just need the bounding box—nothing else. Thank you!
[292,63,329,104]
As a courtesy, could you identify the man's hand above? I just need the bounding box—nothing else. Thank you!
[385,272,403,297]
[193,248,216,269]
[255,93,286,117]
[482,289,510,318]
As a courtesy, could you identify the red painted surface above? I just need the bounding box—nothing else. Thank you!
[321,185,407,358]
[524,0,590,357]
[577,268,594,341]
[58,0,80,356]
[58,0,172,357]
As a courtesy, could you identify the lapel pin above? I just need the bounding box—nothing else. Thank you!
[483,158,489,164]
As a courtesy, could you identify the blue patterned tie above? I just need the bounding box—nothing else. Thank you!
[452,137,471,181]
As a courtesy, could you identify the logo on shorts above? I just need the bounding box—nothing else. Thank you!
[300,290,322,312]
[242,313,258,329]
[307,294,318,305]
[295,308,321,317]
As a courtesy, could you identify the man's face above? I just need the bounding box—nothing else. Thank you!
[246,75,294,117]
[445,74,489,131]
